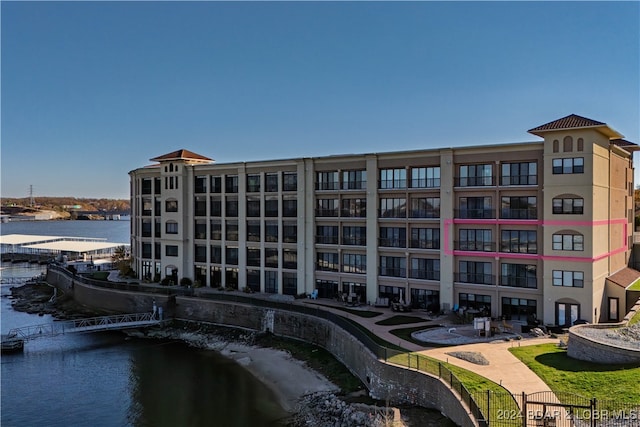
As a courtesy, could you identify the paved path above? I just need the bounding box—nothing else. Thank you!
[301,298,561,397]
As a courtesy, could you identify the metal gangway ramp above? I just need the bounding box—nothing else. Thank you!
[5,312,161,342]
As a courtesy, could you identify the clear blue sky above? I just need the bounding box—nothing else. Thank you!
[2,1,638,199]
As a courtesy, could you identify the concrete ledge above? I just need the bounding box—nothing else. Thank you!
[568,324,640,364]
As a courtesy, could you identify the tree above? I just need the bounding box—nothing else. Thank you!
[112,245,132,277]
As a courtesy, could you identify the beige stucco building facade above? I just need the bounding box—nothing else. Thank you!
[129,114,638,327]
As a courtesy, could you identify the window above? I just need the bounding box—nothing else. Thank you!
[553,140,559,153]
[225,175,238,193]
[265,221,278,242]
[380,168,406,189]
[246,269,260,292]
[210,197,222,217]
[379,227,406,248]
[577,138,584,152]
[195,245,207,263]
[210,245,221,263]
[247,248,261,267]
[283,221,297,243]
[283,172,297,192]
[211,176,222,193]
[282,198,297,217]
[411,166,440,188]
[563,136,573,152]
[410,288,439,311]
[380,256,406,278]
[195,176,207,193]
[265,173,278,192]
[165,221,178,234]
[226,221,238,241]
[154,218,161,237]
[210,221,222,240]
[501,196,537,219]
[379,198,406,218]
[500,230,537,254]
[142,197,152,216]
[246,174,260,193]
[342,253,366,274]
[265,248,278,268]
[552,233,584,251]
[342,170,366,190]
[226,247,238,265]
[343,226,366,246]
[194,196,206,216]
[225,198,238,217]
[165,199,178,213]
[195,220,206,240]
[458,164,493,186]
[410,228,440,249]
[283,272,297,296]
[458,261,493,285]
[458,229,493,252]
[552,270,584,287]
[410,197,440,218]
[265,271,278,294]
[247,221,261,242]
[458,197,493,219]
[502,298,536,322]
[141,178,152,195]
[142,219,152,237]
[165,245,178,257]
[283,249,297,269]
[341,198,366,217]
[552,196,584,214]
[316,171,339,190]
[501,162,537,186]
[265,198,278,217]
[316,199,339,217]
[247,198,260,217]
[317,252,339,272]
[552,157,584,174]
[154,178,162,195]
[501,264,537,288]
[316,225,338,244]
[142,243,152,259]
[459,293,491,312]
[410,258,440,280]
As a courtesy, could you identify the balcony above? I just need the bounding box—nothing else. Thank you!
[409,270,440,281]
[454,273,495,285]
[316,235,339,245]
[500,208,537,220]
[454,241,496,252]
[379,267,407,278]
[454,176,495,187]
[378,238,406,248]
[315,208,339,217]
[455,209,495,219]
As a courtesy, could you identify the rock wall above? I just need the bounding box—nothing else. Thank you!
[568,324,640,364]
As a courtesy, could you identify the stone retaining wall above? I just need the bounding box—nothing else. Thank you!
[47,271,477,427]
[567,299,640,364]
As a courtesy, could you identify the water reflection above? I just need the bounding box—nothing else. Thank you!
[127,341,288,427]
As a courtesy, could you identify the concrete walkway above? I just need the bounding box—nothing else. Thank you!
[300,298,561,397]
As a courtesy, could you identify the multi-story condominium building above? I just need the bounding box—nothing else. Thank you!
[129,114,638,327]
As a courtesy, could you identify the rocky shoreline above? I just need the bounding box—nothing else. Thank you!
[7,283,452,427]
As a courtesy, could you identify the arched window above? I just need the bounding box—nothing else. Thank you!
[577,138,584,152]
[552,231,583,251]
[563,136,573,152]
[552,194,584,214]
[553,139,559,153]
[165,199,178,212]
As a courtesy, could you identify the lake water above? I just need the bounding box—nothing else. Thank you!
[1,220,287,427]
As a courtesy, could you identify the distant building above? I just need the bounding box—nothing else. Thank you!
[129,114,639,326]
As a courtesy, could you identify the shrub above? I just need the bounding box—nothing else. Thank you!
[180,277,193,287]
[160,277,172,286]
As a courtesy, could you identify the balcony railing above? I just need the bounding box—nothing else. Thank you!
[500,275,537,289]
[500,208,537,220]
[378,238,406,248]
[454,273,495,285]
[410,239,440,249]
[454,241,496,252]
[316,236,339,245]
[455,209,495,219]
[500,175,537,186]
[379,267,407,278]
[454,176,495,187]
[409,270,441,281]
[342,237,366,246]
[315,208,339,217]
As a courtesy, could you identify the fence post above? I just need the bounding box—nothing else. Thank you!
[486,390,490,426]
[522,392,527,427]
[591,397,597,427]
[438,362,442,378]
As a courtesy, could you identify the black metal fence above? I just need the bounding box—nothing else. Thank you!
[45,265,640,426]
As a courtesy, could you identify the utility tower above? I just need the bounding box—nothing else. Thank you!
[29,185,35,208]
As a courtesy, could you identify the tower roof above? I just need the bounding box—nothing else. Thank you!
[528,114,623,139]
[150,149,213,164]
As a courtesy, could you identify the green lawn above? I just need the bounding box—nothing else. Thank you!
[509,343,640,404]
[628,279,640,291]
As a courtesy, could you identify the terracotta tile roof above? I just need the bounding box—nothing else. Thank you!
[150,149,213,163]
[607,267,640,289]
[528,114,606,133]
[528,114,623,139]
